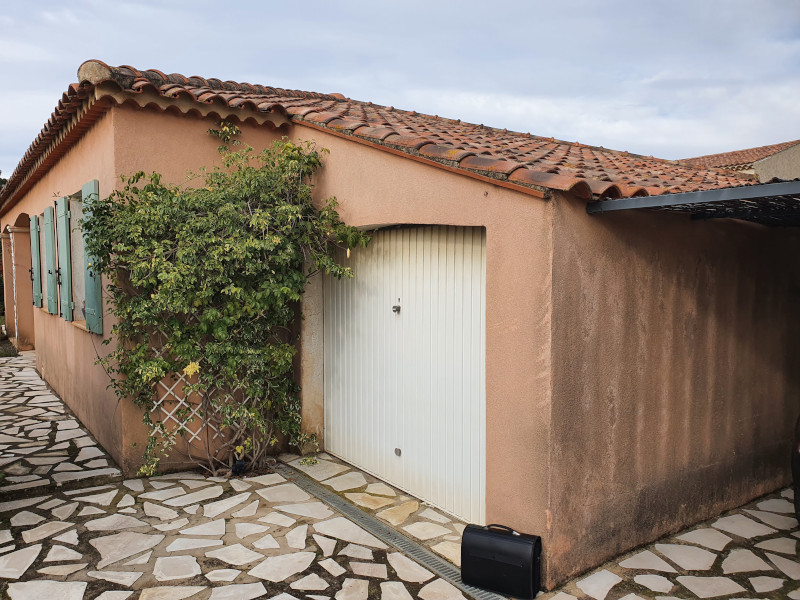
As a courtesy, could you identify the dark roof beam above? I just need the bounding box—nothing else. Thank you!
[586,180,800,214]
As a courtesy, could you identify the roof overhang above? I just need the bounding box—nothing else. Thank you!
[586,180,800,227]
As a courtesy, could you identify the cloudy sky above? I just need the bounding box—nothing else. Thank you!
[1,0,799,178]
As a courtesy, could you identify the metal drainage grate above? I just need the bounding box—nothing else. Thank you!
[272,461,507,600]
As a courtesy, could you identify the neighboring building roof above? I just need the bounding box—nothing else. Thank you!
[680,140,800,171]
[0,60,756,211]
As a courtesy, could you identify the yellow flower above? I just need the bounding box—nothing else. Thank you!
[183,361,200,377]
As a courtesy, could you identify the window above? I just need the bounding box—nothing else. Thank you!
[37,180,103,335]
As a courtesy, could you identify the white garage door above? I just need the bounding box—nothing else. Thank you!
[324,226,486,524]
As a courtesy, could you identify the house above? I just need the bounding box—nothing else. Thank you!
[1,60,798,588]
[681,139,800,182]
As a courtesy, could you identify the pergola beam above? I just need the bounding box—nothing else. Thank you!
[587,180,800,214]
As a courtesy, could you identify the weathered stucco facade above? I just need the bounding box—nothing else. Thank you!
[547,193,800,583]
[1,63,798,589]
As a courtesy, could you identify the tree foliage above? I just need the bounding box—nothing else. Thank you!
[83,128,368,475]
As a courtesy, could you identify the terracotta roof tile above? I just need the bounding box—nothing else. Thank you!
[383,134,431,150]
[681,140,800,170]
[418,144,475,163]
[326,118,368,132]
[1,60,758,209]
[303,111,347,125]
[459,155,525,176]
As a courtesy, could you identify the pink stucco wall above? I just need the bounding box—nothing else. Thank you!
[547,193,800,584]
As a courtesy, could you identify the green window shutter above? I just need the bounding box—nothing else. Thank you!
[81,180,103,334]
[29,215,42,308]
[43,207,58,314]
[56,197,74,322]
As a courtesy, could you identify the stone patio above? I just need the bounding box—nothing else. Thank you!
[281,454,800,600]
[280,454,465,568]
[0,352,121,496]
[539,486,799,599]
[0,354,467,600]
[2,352,799,599]
[0,469,469,600]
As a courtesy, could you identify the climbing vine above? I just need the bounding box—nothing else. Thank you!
[83,126,368,475]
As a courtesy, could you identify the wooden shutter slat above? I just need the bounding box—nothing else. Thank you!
[43,207,58,314]
[56,197,73,322]
[29,215,42,308]
[81,180,103,334]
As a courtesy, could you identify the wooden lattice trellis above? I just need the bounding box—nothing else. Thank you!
[141,312,287,473]
[153,370,220,444]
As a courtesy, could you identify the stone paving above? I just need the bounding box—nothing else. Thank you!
[540,487,799,600]
[0,352,121,496]
[280,454,465,568]
[0,355,467,600]
[2,353,800,600]
[280,455,800,600]
[0,470,468,600]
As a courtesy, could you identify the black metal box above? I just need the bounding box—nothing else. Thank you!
[461,524,542,599]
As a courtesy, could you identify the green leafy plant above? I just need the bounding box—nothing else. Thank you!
[83,126,368,475]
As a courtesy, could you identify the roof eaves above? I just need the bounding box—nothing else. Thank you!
[0,83,101,214]
[0,61,300,215]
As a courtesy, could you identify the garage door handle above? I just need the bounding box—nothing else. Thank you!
[392,299,401,314]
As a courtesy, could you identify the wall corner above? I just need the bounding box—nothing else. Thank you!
[298,271,325,451]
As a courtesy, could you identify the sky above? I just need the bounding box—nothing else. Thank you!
[1,0,799,178]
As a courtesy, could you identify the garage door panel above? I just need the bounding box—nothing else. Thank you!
[324,226,486,523]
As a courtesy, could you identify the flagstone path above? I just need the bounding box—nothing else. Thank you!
[280,455,800,600]
[0,471,467,600]
[0,352,121,496]
[541,486,799,600]
[0,355,467,600]
[2,352,799,600]
[279,453,465,568]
